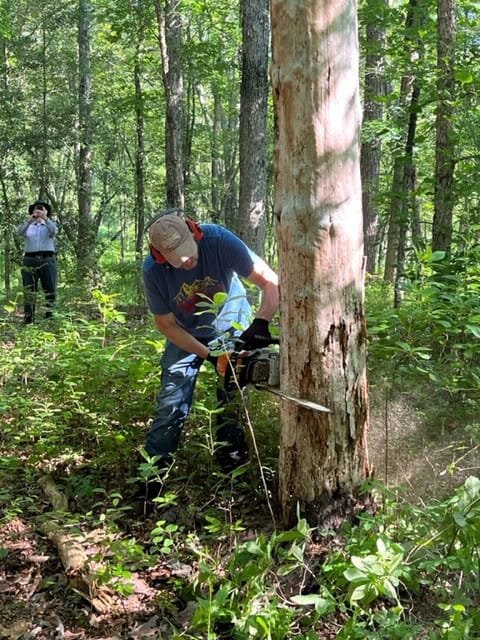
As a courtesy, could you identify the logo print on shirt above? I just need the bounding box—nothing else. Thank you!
[175,276,225,314]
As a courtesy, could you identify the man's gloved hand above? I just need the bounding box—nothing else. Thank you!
[216,353,232,377]
[205,352,218,368]
[206,352,232,377]
[238,318,271,350]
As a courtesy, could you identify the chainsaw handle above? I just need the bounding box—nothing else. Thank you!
[232,336,279,353]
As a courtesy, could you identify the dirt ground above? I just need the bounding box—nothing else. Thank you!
[1,387,478,639]
[368,385,480,503]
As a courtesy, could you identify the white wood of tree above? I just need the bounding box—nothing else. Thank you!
[271,0,370,527]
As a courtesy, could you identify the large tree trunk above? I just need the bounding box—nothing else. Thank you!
[237,0,269,256]
[155,0,184,210]
[432,0,456,254]
[272,0,370,528]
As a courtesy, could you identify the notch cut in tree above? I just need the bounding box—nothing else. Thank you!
[272,0,370,528]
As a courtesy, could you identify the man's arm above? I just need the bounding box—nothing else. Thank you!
[44,218,58,236]
[154,312,210,359]
[245,258,279,321]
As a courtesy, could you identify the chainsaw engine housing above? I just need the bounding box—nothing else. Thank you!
[230,346,280,390]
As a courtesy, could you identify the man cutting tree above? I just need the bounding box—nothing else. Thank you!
[134,210,279,513]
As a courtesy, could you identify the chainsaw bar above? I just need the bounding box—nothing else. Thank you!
[256,384,331,413]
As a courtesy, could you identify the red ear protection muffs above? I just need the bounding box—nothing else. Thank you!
[149,218,203,264]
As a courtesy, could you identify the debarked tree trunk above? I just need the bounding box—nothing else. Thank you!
[271,0,370,528]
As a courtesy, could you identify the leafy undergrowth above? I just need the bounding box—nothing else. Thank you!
[1,295,480,639]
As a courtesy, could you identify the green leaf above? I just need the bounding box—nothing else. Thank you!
[381,578,399,601]
[465,325,480,339]
[344,567,366,582]
[416,351,432,360]
[254,616,269,633]
[376,538,386,554]
[455,70,474,84]
[290,594,334,614]
[351,583,367,602]
[453,511,467,527]
[213,291,228,305]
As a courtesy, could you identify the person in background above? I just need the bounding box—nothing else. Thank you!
[16,201,58,324]
[136,210,279,512]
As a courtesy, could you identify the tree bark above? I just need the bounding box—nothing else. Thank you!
[383,0,422,284]
[211,88,222,222]
[76,0,96,284]
[237,0,269,256]
[360,0,387,274]
[39,475,114,614]
[272,0,370,528]
[155,0,184,210]
[432,0,456,254]
[131,2,146,260]
[393,84,420,308]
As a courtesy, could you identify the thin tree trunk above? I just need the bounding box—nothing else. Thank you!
[0,168,12,296]
[133,59,145,255]
[237,0,269,256]
[223,76,239,230]
[76,0,95,284]
[40,23,48,199]
[360,0,387,274]
[0,35,11,296]
[211,87,222,221]
[393,84,420,308]
[197,83,222,221]
[432,0,456,254]
[383,0,422,283]
[134,54,146,299]
[154,0,184,209]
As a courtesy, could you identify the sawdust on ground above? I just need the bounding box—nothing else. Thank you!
[368,385,480,503]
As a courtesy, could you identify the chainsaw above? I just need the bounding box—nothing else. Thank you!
[223,342,331,414]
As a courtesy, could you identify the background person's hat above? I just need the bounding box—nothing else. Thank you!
[149,213,197,267]
[28,201,52,216]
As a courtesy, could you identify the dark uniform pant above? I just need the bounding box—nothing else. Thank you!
[21,254,57,322]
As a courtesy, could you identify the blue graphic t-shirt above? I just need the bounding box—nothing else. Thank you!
[143,224,255,338]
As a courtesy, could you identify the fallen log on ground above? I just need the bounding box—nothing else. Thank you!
[39,473,115,613]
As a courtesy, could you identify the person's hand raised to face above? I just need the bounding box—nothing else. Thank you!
[31,205,47,223]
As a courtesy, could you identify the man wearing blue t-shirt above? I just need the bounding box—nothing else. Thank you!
[138,211,278,504]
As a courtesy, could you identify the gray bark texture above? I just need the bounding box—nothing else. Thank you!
[360,0,387,274]
[271,0,370,528]
[155,0,184,210]
[432,0,456,254]
[76,0,96,284]
[238,0,270,256]
[383,0,421,283]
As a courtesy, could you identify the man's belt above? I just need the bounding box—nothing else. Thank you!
[24,251,55,258]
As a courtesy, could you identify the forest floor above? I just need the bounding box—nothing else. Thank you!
[1,357,479,638]
[368,384,479,504]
